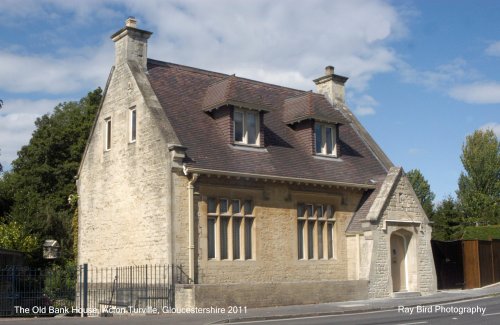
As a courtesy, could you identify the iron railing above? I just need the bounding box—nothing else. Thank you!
[1,264,184,317]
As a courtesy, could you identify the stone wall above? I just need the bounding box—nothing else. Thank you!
[77,60,175,267]
[182,177,365,284]
[175,280,369,308]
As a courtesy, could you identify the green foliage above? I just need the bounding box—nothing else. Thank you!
[0,219,39,253]
[69,194,79,259]
[0,88,102,265]
[406,169,435,217]
[457,129,500,225]
[431,196,463,240]
[462,225,500,240]
[44,259,77,306]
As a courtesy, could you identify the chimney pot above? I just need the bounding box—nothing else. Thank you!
[325,66,334,76]
[126,17,137,28]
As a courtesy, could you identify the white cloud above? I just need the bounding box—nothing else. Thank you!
[449,82,500,104]
[485,41,500,57]
[0,99,63,169]
[354,107,376,116]
[0,43,112,94]
[123,0,404,91]
[398,58,471,90]
[350,94,378,116]
[480,122,500,137]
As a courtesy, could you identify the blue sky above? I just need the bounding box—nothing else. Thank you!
[0,0,498,203]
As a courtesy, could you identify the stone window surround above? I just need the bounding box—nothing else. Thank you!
[297,202,337,261]
[314,122,338,157]
[205,196,256,261]
[104,117,112,151]
[129,106,137,143]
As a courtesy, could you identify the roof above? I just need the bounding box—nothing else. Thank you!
[146,59,387,186]
[202,75,272,112]
[283,92,349,125]
[346,173,387,233]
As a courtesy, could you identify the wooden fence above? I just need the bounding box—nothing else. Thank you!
[431,239,500,289]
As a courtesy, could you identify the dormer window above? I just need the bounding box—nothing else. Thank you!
[315,123,337,157]
[234,109,260,145]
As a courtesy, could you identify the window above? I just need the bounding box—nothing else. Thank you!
[129,107,137,142]
[315,123,337,156]
[207,197,255,260]
[104,118,112,151]
[297,203,335,260]
[234,109,260,145]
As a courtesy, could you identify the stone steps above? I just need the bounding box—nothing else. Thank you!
[392,291,422,298]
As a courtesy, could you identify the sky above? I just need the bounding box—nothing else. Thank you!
[0,0,498,203]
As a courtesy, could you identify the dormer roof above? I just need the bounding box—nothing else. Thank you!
[202,75,272,112]
[283,92,349,125]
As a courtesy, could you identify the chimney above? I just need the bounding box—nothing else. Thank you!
[313,66,348,107]
[111,17,153,70]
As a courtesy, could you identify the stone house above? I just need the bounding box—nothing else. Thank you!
[77,18,437,308]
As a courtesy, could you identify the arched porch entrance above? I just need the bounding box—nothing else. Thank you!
[390,230,412,292]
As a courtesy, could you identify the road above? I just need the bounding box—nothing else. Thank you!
[1,295,499,325]
[234,296,500,325]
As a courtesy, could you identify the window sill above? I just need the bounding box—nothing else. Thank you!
[208,259,256,262]
[230,144,268,153]
[313,154,342,162]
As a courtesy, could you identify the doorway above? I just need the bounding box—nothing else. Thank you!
[390,232,408,292]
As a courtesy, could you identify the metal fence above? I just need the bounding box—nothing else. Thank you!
[0,265,76,317]
[77,264,180,316]
[1,264,186,317]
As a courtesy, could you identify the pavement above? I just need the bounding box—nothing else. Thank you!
[207,283,500,323]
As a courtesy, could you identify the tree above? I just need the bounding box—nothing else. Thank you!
[0,88,102,264]
[431,197,463,240]
[457,129,500,225]
[0,219,39,253]
[406,169,435,217]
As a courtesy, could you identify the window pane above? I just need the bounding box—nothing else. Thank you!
[326,127,333,154]
[247,112,257,144]
[207,198,216,214]
[232,200,241,214]
[308,221,315,259]
[233,217,241,259]
[327,222,334,259]
[131,109,137,141]
[316,205,324,219]
[318,221,324,259]
[244,200,253,215]
[220,217,229,259]
[297,204,304,218]
[315,124,322,153]
[306,205,313,219]
[326,205,334,219]
[208,218,216,259]
[220,198,229,214]
[245,218,253,259]
[298,220,304,259]
[106,119,111,150]
[234,111,243,142]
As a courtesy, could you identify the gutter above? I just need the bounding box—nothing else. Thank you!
[182,167,376,190]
